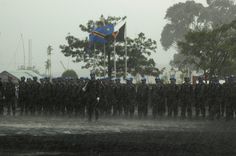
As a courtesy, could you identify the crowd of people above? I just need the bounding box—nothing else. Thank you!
[0,73,236,121]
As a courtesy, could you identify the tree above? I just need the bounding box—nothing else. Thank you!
[60,15,158,78]
[177,20,236,78]
[161,0,236,72]
[61,69,78,78]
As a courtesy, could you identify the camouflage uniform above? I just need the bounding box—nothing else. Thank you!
[0,79,4,115]
[151,78,166,118]
[137,79,149,118]
[113,79,123,116]
[4,78,16,116]
[84,73,100,121]
[18,77,28,115]
[124,78,136,117]
[180,78,193,118]
[208,77,222,120]
[166,78,179,117]
[195,78,207,118]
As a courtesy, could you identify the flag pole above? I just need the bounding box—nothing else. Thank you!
[114,39,117,78]
[103,44,106,78]
[125,38,127,79]
[93,43,96,71]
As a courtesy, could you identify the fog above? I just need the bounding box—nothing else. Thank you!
[0,0,207,77]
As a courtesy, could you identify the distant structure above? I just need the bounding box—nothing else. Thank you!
[45,45,53,79]
[0,70,43,84]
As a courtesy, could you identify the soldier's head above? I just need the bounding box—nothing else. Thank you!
[40,78,44,83]
[8,76,12,83]
[184,77,190,83]
[155,77,161,84]
[115,78,121,84]
[225,76,229,83]
[170,77,176,84]
[230,75,235,83]
[90,72,96,80]
[21,76,25,82]
[198,76,204,83]
[141,77,146,84]
[33,76,37,81]
[126,77,133,84]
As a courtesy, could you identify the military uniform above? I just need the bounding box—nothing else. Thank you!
[180,77,193,118]
[113,78,123,116]
[195,77,207,117]
[0,79,4,115]
[208,77,222,120]
[18,77,28,115]
[166,78,179,117]
[84,73,100,121]
[137,78,149,118]
[4,78,16,116]
[151,77,166,118]
[124,78,136,118]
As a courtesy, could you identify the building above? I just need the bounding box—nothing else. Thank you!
[0,70,43,84]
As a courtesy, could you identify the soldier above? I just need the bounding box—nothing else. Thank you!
[18,77,28,115]
[230,75,236,118]
[180,77,193,118]
[137,77,149,118]
[195,76,207,118]
[39,78,45,115]
[113,78,123,116]
[102,79,114,116]
[0,78,4,115]
[83,72,100,121]
[221,76,230,118]
[124,77,136,118]
[166,77,179,117]
[43,78,53,115]
[25,78,33,115]
[208,76,222,120]
[4,77,16,116]
[225,75,234,120]
[151,77,166,118]
[31,77,40,115]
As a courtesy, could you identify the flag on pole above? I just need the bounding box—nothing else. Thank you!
[89,24,114,44]
[106,23,126,42]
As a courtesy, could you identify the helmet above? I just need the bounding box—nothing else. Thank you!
[141,77,146,81]
[155,77,161,80]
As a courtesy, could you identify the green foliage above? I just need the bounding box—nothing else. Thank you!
[161,0,236,73]
[61,69,78,78]
[177,20,236,77]
[60,15,159,77]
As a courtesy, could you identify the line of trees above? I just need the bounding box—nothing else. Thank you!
[60,16,162,78]
[161,0,236,78]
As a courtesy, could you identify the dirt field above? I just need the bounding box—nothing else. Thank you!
[0,116,236,156]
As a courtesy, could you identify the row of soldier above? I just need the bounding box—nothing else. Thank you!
[0,74,236,121]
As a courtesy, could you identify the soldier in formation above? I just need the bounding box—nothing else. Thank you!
[0,74,236,121]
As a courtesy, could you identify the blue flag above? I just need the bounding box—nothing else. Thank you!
[89,24,114,44]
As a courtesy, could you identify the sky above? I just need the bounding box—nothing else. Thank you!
[0,0,207,77]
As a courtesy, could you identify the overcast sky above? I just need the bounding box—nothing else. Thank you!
[0,0,207,77]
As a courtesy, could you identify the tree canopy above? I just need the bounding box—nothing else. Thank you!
[177,20,236,77]
[161,0,236,74]
[61,69,78,79]
[60,16,160,78]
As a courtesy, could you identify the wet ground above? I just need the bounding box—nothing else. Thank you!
[0,116,236,155]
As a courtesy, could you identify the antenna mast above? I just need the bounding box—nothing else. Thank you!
[21,34,26,69]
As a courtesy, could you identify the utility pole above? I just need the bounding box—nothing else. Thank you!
[46,45,53,79]
[21,34,26,69]
[28,39,32,69]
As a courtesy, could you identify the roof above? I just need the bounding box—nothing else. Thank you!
[0,70,43,80]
